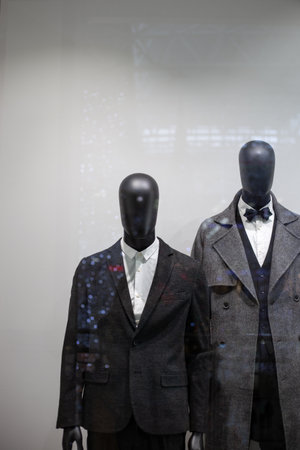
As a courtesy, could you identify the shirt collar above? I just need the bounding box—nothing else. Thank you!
[238,195,274,220]
[121,237,159,262]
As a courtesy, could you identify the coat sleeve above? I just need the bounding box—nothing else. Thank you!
[185,265,212,433]
[56,260,87,428]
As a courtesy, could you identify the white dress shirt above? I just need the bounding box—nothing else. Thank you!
[238,195,275,266]
[121,237,160,325]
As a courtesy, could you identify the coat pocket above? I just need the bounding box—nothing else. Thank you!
[84,370,110,384]
[206,265,238,289]
[160,373,188,387]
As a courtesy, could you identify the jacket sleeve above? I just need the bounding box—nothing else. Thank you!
[56,260,87,428]
[185,265,212,433]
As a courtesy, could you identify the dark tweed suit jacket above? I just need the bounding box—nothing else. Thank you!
[56,237,211,434]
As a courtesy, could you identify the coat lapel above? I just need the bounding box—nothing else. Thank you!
[212,191,258,302]
[268,196,300,299]
[106,239,136,329]
[134,238,175,336]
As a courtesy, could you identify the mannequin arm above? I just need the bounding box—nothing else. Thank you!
[188,432,205,450]
[62,426,84,450]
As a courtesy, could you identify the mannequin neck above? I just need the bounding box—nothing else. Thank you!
[241,189,271,210]
[123,230,156,252]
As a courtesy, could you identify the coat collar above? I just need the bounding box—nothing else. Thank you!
[269,198,300,298]
[213,189,299,227]
[211,190,300,301]
[106,237,174,332]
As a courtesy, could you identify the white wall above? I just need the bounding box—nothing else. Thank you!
[0,0,300,448]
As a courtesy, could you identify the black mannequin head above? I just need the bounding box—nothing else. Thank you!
[119,173,159,251]
[239,140,275,209]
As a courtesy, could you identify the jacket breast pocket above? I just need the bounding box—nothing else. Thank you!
[160,373,188,387]
[161,291,190,304]
[211,285,235,296]
[84,370,110,384]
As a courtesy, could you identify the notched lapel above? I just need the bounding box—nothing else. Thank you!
[269,196,300,300]
[106,240,136,329]
[135,238,175,335]
[213,224,258,303]
[269,221,300,298]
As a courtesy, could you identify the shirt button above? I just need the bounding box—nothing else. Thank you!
[294,295,299,302]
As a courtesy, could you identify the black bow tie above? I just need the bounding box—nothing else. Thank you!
[244,206,273,222]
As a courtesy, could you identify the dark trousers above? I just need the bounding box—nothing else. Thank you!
[87,416,186,450]
[250,373,286,450]
[259,442,285,450]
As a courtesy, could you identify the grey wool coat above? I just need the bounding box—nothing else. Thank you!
[56,237,211,435]
[192,190,300,450]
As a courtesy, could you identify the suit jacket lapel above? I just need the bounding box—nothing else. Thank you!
[269,195,300,299]
[213,225,258,302]
[212,190,258,302]
[106,239,136,329]
[134,238,175,336]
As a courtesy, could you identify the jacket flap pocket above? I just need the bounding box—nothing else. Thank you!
[84,370,110,384]
[161,290,190,301]
[160,373,188,387]
[211,285,236,295]
[206,269,237,289]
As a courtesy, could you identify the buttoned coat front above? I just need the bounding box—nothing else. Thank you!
[56,237,211,435]
[192,191,300,450]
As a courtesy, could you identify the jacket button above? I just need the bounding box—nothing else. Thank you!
[223,302,229,309]
[132,340,137,347]
[294,295,299,302]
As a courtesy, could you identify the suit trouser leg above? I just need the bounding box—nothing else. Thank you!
[259,442,286,450]
[250,372,286,448]
[87,416,186,450]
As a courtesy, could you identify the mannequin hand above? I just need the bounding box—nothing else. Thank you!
[188,432,205,450]
[62,426,84,450]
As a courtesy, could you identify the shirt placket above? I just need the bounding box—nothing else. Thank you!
[255,218,264,265]
[134,254,144,317]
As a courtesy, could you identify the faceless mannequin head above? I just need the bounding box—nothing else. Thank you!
[239,140,275,208]
[119,173,159,251]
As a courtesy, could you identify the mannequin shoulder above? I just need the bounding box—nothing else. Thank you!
[170,247,203,278]
[194,215,228,241]
[75,240,122,272]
